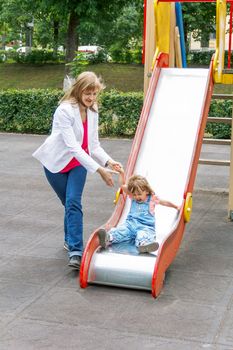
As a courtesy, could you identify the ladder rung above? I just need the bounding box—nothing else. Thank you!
[203,138,231,145]
[207,117,232,124]
[199,159,230,166]
[212,94,233,100]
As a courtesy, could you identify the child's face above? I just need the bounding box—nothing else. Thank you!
[132,190,148,203]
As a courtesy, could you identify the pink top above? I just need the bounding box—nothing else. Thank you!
[60,119,89,173]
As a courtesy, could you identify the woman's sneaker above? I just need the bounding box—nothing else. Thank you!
[97,229,110,249]
[138,242,159,254]
[64,241,69,251]
[68,255,81,269]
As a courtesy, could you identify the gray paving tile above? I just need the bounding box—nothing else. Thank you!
[0,134,232,350]
[185,224,233,258]
[0,214,57,254]
[21,286,224,343]
[20,197,64,222]
[0,256,68,285]
[1,318,232,350]
[54,270,80,289]
[0,279,43,313]
[164,270,232,306]
[0,312,15,332]
[20,233,69,260]
[216,301,233,347]
[0,190,30,216]
[173,250,233,277]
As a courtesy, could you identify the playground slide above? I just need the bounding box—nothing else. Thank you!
[80,53,214,298]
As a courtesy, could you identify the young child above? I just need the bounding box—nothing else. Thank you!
[98,169,179,253]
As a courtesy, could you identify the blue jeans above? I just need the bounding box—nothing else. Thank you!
[109,219,156,247]
[44,166,87,258]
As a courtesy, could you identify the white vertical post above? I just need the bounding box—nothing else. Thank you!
[169,3,176,68]
[143,0,155,98]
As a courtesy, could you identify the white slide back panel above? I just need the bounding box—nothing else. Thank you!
[119,68,209,242]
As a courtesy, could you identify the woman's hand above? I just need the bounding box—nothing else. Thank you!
[106,159,123,173]
[97,167,114,187]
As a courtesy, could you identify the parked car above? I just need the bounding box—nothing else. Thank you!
[78,45,100,54]
[4,46,14,51]
[16,46,31,54]
[78,45,111,62]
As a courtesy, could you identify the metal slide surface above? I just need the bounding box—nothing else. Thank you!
[80,62,213,296]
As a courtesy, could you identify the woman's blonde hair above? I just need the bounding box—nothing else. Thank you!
[59,71,105,111]
[127,175,154,195]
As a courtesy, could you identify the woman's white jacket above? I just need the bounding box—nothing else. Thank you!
[32,101,111,173]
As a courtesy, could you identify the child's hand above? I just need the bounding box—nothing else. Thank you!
[117,165,124,174]
[107,160,123,173]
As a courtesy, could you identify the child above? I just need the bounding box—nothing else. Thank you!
[98,169,179,253]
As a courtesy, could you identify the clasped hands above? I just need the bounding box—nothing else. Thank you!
[97,159,124,187]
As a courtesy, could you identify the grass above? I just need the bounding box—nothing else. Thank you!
[0,63,65,90]
[0,62,232,94]
[213,83,233,95]
[0,63,144,92]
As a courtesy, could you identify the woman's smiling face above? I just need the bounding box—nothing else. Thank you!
[81,88,99,108]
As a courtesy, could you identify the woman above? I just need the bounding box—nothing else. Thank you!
[33,71,121,269]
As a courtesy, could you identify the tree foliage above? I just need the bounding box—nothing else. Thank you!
[0,0,221,66]
[182,2,216,49]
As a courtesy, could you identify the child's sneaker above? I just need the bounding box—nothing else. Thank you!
[138,241,159,254]
[97,228,110,249]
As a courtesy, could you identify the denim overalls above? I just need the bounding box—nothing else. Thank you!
[109,195,157,247]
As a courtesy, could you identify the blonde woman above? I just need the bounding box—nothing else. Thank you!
[33,72,121,269]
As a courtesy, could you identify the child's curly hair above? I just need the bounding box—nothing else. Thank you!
[127,175,154,195]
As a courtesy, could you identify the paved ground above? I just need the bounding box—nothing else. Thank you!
[0,133,233,350]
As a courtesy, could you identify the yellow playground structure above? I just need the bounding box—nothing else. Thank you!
[143,0,233,220]
[144,0,233,87]
[80,0,233,298]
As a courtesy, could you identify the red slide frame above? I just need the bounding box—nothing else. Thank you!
[80,53,214,298]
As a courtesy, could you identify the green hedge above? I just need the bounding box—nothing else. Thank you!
[0,49,65,64]
[12,49,65,64]
[0,89,231,138]
[0,89,63,134]
[99,90,143,136]
[0,89,143,136]
[187,50,233,66]
[207,99,232,139]
[109,46,142,64]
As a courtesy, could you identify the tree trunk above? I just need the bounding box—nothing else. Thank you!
[53,19,59,57]
[25,27,33,48]
[183,20,189,54]
[201,34,209,49]
[65,10,79,74]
